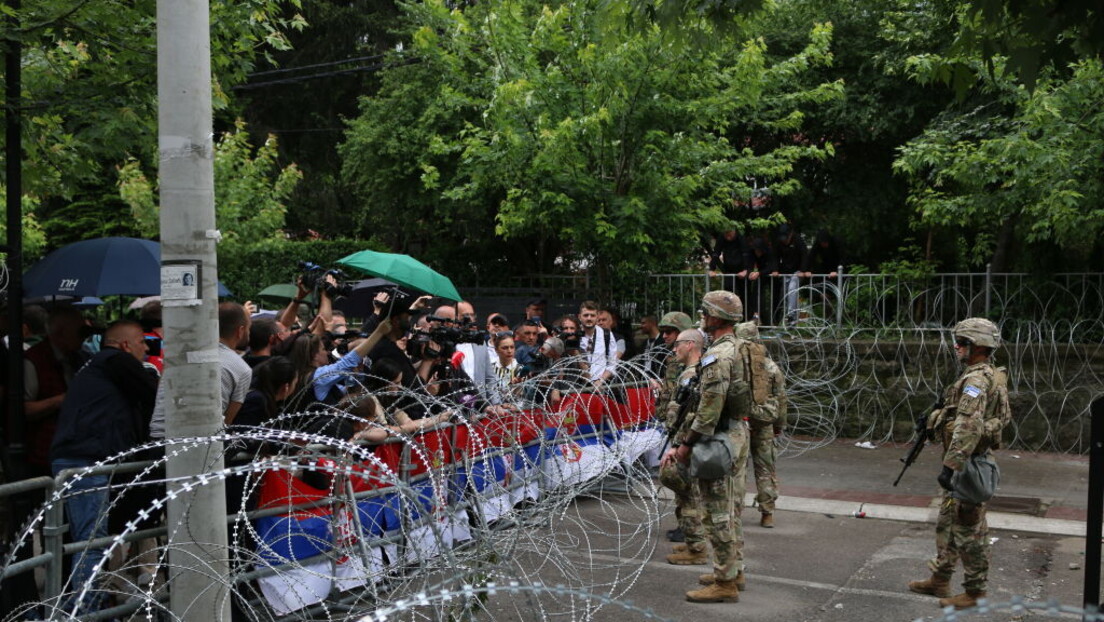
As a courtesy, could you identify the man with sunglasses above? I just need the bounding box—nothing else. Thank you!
[909,317,1011,610]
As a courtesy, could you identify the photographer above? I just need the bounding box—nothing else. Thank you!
[285,317,392,409]
[517,337,568,405]
[277,264,339,337]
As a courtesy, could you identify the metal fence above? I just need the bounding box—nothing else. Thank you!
[0,389,663,621]
[489,270,1104,340]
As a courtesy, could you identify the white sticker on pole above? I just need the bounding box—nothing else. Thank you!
[185,350,220,364]
[162,262,200,303]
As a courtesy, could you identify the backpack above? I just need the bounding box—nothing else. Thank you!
[742,341,779,424]
[984,366,1012,448]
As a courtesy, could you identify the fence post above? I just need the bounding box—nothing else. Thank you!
[836,266,844,329]
[984,263,993,317]
[1085,396,1104,615]
[43,478,64,601]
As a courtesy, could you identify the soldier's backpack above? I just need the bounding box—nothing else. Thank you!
[985,366,1012,448]
[742,341,778,424]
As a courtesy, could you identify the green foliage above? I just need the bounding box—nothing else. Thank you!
[0,192,47,260]
[217,238,381,302]
[0,0,305,239]
[341,0,841,284]
[894,58,1104,266]
[118,120,302,243]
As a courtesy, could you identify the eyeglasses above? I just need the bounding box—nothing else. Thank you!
[954,338,972,348]
[495,330,514,338]
[674,339,695,346]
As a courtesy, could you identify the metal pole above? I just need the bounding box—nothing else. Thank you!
[985,262,992,317]
[1085,396,1104,615]
[4,0,26,484]
[156,0,230,619]
[835,265,843,329]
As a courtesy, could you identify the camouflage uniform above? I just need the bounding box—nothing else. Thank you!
[928,361,1005,593]
[749,355,786,514]
[657,351,685,424]
[660,333,750,582]
[659,365,704,553]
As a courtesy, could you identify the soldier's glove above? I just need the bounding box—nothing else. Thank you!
[937,466,955,492]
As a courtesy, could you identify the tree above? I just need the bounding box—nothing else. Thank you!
[341,0,841,284]
[0,0,305,249]
[894,57,1104,270]
[118,120,302,244]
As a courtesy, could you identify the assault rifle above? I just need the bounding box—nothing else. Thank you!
[893,389,945,486]
[659,371,701,456]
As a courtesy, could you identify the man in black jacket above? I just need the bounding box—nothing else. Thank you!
[50,320,157,614]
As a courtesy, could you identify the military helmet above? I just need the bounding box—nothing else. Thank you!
[735,321,760,340]
[658,311,694,332]
[700,290,743,322]
[953,317,1001,349]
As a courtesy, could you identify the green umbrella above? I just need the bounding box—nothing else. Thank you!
[257,283,317,308]
[337,250,461,302]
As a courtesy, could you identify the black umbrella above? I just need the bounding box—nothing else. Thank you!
[332,278,408,318]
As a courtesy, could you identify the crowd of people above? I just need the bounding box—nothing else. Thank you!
[708,223,845,325]
[0,263,1007,616]
[0,277,690,616]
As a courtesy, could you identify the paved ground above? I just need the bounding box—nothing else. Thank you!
[586,439,1096,621]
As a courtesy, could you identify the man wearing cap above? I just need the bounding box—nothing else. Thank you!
[660,291,751,603]
[524,298,547,321]
[909,318,1011,610]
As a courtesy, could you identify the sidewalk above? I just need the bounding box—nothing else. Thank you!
[770,437,1091,536]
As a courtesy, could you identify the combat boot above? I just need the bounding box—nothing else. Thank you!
[760,513,774,528]
[698,570,746,590]
[666,548,708,565]
[907,574,952,598]
[939,591,986,610]
[686,579,739,603]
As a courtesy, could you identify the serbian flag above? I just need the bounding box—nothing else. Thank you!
[541,393,615,488]
[605,386,664,467]
[454,422,514,524]
[253,468,336,616]
[403,428,462,562]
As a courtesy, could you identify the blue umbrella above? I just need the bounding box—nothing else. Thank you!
[23,237,232,298]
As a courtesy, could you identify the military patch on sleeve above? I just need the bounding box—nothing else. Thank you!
[963,385,982,399]
[700,354,718,368]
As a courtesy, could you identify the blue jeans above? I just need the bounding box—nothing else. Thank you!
[52,458,110,615]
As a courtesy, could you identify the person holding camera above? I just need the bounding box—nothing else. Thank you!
[285,317,392,410]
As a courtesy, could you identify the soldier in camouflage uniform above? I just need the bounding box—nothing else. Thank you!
[659,291,751,603]
[658,330,707,565]
[735,321,787,528]
[654,311,696,418]
[909,318,1011,610]
[654,312,698,542]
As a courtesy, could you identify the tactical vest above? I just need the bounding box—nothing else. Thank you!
[742,341,780,424]
[940,363,1012,451]
[985,366,1012,449]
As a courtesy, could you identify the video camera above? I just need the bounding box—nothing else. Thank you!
[555,327,585,350]
[298,261,353,298]
[407,318,489,360]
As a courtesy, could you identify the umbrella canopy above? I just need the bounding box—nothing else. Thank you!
[257,284,317,308]
[23,237,231,298]
[332,277,403,318]
[337,250,461,302]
